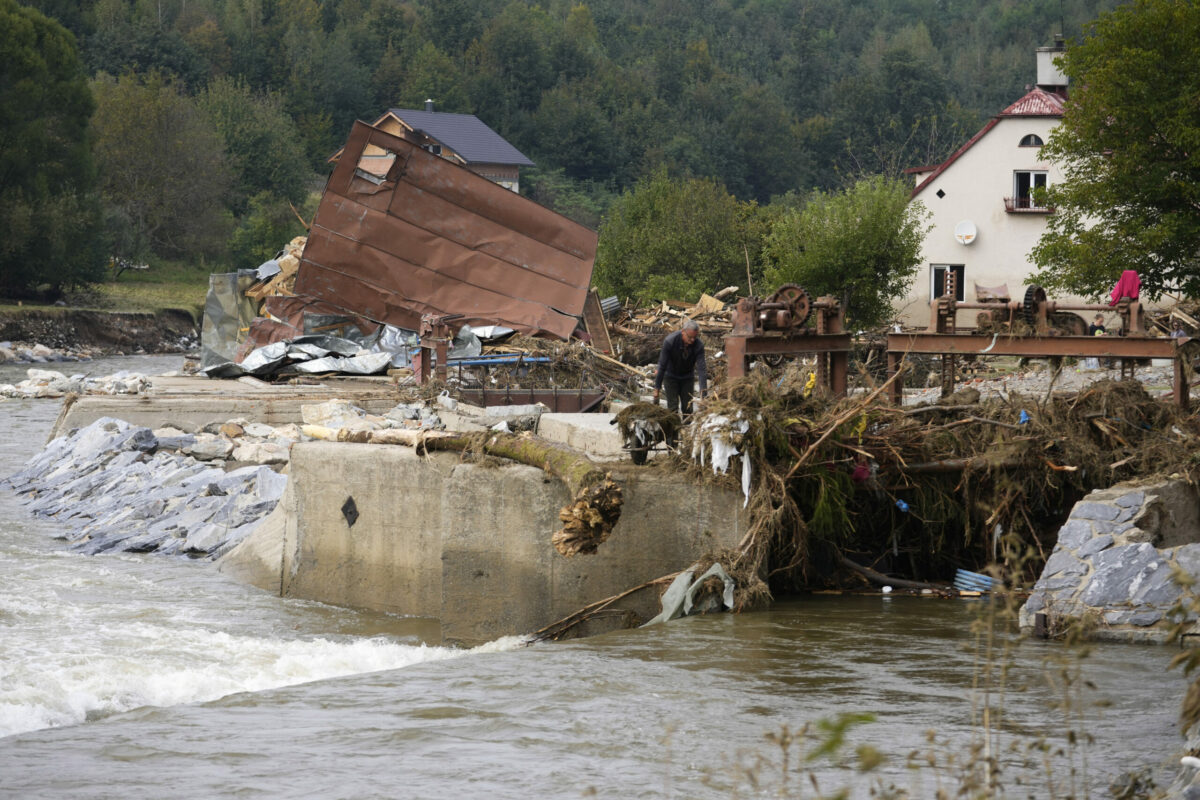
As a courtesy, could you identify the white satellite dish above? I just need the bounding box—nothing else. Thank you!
[954,220,978,245]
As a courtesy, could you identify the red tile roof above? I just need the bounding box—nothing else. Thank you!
[910,87,1065,199]
[999,86,1066,117]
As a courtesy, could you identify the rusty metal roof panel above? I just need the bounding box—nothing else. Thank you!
[294,121,596,339]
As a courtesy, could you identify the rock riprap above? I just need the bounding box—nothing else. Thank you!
[5,417,287,558]
[1020,479,1200,642]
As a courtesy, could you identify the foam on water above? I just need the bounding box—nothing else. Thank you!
[0,621,477,738]
[0,497,522,740]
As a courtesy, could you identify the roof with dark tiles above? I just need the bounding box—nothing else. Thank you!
[385,108,534,167]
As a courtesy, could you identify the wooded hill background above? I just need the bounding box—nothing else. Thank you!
[9,0,1117,291]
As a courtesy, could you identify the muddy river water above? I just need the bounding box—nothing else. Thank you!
[0,356,1187,798]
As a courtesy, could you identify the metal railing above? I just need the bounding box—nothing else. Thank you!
[1003,196,1055,213]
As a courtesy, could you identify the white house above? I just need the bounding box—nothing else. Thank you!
[897,44,1078,328]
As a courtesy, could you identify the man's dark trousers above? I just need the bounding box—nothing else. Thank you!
[662,375,693,415]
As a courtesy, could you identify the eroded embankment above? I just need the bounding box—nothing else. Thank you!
[0,309,197,355]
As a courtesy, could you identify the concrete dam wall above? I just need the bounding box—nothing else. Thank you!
[224,441,750,645]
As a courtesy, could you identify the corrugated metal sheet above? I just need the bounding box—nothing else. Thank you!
[295,121,596,340]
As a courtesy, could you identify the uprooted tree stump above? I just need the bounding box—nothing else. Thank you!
[301,425,623,557]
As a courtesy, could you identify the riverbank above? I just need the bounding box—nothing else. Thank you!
[0,308,198,360]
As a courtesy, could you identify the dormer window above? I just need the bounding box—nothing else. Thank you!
[1019,134,1044,147]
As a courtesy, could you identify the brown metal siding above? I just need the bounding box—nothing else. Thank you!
[296,121,596,339]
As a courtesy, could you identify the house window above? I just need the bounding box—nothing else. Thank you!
[422,143,442,156]
[1006,170,1050,212]
[1019,134,1044,147]
[931,264,965,301]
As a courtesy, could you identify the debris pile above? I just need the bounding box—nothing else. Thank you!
[667,366,1200,606]
[205,333,412,380]
[0,342,97,364]
[608,290,736,338]
[612,402,681,464]
[608,293,734,369]
[244,236,306,301]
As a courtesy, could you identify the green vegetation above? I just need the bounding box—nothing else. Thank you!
[0,0,105,296]
[8,0,1145,309]
[593,169,767,301]
[74,262,211,320]
[763,176,929,328]
[1032,0,1200,302]
[91,71,235,263]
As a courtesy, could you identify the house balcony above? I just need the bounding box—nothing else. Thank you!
[1004,197,1055,214]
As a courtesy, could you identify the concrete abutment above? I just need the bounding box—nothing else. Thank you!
[225,441,749,644]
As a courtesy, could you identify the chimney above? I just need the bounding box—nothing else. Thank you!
[424,98,434,112]
[1035,36,1068,97]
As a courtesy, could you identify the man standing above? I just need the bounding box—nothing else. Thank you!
[652,319,707,415]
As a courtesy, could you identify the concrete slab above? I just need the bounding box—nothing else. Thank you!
[51,375,404,438]
[230,441,749,645]
[537,412,625,461]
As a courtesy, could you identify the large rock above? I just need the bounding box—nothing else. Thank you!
[1021,478,1200,642]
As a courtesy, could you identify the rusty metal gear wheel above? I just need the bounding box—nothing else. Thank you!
[1022,285,1047,326]
[769,283,812,328]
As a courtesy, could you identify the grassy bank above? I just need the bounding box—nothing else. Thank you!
[0,263,213,324]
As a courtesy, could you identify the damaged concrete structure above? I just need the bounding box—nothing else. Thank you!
[221,442,748,645]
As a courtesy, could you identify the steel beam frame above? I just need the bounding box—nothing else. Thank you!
[725,333,852,396]
[886,333,1189,408]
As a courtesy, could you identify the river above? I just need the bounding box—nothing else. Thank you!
[0,356,1187,798]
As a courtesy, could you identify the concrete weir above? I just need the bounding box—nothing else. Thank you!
[54,375,750,644]
[50,375,403,439]
[224,442,748,645]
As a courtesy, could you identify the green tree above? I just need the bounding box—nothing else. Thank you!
[91,71,234,261]
[0,0,105,294]
[228,190,313,268]
[1031,0,1200,300]
[520,166,615,229]
[531,84,618,182]
[593,170,765,302]
[391,40,471,111]
[86,0,208,87]
[281,26,374,166]
[467,1,555,124]
[726,84,807,202]
[762,176,928,328]
[199,76,313,214]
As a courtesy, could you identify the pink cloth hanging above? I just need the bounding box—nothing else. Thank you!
[1109,270,1140,306]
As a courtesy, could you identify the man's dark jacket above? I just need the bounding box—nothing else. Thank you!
[654,330,707,392]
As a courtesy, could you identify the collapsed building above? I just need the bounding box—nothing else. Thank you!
[201,120,601,388]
